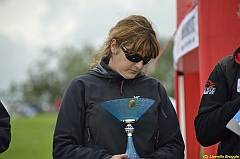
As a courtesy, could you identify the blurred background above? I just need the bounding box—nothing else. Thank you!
[0,0,176,158]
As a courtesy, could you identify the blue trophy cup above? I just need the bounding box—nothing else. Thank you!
[102,98,155,159]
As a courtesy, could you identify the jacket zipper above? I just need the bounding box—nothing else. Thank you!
[87,127,91,142]
[120,79,124,98]
[155,130,160,145]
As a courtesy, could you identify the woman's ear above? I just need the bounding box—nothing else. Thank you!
[110,39,118,54]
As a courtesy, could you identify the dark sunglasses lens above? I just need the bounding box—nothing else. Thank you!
[122,46,151,65]
[126,54,142,63]
[142,57,151,65]
[126,54,151,65]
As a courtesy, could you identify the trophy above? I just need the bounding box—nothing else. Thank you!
[102,98,155,159]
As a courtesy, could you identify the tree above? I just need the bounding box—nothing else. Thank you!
[3,38,174,110]
[147,38,174,97]
[20,44,94,105]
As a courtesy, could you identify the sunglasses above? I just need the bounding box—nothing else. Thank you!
[121,45,151,65]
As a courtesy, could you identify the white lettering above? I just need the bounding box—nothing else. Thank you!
[204,88,216,94]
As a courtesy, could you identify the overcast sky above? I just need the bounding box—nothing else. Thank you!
[0,0,176,92]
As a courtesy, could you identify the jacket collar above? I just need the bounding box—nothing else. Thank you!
[90,60,145,79]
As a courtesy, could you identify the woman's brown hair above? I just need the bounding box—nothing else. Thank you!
[90,15,160,69]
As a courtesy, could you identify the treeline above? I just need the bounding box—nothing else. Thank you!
[0,38,174,110]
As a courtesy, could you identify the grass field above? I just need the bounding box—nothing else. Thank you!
[1,112,205,159]
[0,113,58,159]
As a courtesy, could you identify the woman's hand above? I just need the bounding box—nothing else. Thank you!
[110,154,128,159]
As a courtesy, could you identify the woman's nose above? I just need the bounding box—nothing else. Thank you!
[134,60,144,68]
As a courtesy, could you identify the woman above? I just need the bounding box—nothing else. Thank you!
[53,15,184,159]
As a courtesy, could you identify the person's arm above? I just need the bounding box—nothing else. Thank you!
[147,84,185,159]
[52,78,112,159]
[194,64,240,146]
[0,101,11,153]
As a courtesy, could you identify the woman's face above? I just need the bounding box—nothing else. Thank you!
[108,39,145,79]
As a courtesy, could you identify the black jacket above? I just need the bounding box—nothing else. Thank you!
[53,61,185,159]
[0,101,11,153]
[194,47,240,155]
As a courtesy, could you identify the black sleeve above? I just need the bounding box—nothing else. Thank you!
[147,83,185,159]
[0,101,11,153]
[194,64,240,146]
[52,78,112,159]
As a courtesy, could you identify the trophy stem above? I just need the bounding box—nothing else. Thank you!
[125,123,140,159]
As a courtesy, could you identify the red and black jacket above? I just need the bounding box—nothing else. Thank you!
[194,46,240,155]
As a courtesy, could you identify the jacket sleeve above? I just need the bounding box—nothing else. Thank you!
[0,101,11,153]
[52,78,112,159]
[194,64,240,146]
[147,83,185,159]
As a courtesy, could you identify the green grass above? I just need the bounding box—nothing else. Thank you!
[0,113,58,159]
[1,112,204,159]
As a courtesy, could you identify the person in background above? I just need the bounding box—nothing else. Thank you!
[194,46,240,155]
[53,14,185,159]
[0,101,11,153]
